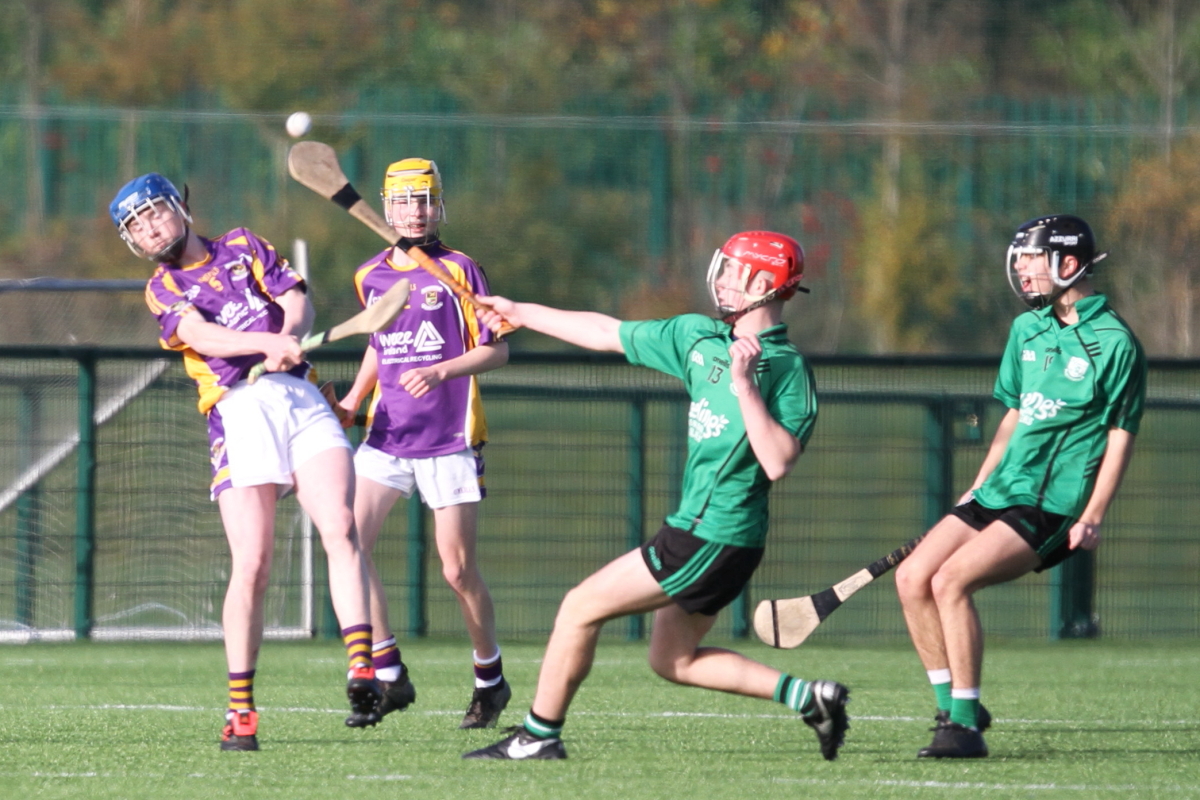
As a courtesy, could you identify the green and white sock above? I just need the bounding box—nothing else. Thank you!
[774,674,814,715]
[523,710,564,740]
[950,687,981,729]
[927,668,952,712]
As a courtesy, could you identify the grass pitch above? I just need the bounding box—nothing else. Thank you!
[0,638,1197,799]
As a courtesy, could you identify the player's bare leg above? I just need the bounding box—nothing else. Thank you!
[218,485,277,673]
[293,448,370,626]
[916,521,1038,758]
[647,604,776,697]
[432,502,496,655]
[433,501,510,727]
[931,521,1040,690]
[293,447,380,723]
[348,476,416,723]
[352,476,405,640]
[217,484,278,750]
[895,515,983,672]
[647,601,848,759]
[533,549,671,720]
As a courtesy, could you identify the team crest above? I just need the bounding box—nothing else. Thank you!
[228,263,249,282]
[421,285,445,311]
[1064,356,1089,381]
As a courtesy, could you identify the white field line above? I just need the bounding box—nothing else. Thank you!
[10,703,1197,726]
[772,777,1186,794]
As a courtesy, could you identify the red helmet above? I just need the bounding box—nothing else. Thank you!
[707,231,805,317]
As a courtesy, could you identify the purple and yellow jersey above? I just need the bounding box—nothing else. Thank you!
[354,240,497,458]
[144,228,307,414]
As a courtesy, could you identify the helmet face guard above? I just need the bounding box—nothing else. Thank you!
[381,158,445,245]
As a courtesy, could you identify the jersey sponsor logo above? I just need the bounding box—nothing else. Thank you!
[421,285,445,311]
[1021,349,1036,362]
[1064,356,1089,381]
[688,398,730,442]
[215,294,267,330]
[1019,391,1067,426]
[216,301,248,328]
[413,321,445,352]
[690,351,705,367]
[378,322,445,355]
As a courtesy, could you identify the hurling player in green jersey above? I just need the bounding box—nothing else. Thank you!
[462,232,849,762]
[895,215,1146,759]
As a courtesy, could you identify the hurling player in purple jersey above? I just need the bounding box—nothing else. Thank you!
[335,159,512,730]
[111,173,379,751]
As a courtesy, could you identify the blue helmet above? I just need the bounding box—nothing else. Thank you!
[110,173,192,261]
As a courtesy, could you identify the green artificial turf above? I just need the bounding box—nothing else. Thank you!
[0,638,1197,799]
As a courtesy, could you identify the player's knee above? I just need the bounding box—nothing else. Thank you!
[647,650,687,683]
[555,586,601,629]
[930,565,967,603]
[440,562,478,595]
[229,557,271,595]
[895,560,931,604]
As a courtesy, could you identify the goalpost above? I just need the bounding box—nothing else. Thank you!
[0,245,317,642]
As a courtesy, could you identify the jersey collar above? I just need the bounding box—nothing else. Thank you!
[1037,293,1108,327]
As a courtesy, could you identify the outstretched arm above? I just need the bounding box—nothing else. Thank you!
[476,296,624,353]
[1069,427,1137,551]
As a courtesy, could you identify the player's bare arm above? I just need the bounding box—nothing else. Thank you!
[1069,427,1137,551]
[337,345,380,427]
[274,285,315,339]
[965,407,1020,499]
[399,340,509,399]
[476,296,624,353]
[176,310,303,372]
[729,335,801,481]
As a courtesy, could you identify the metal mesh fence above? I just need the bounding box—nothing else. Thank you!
[2,348,1198,643]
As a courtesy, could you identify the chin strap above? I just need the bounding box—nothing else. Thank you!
[720,274,809,324]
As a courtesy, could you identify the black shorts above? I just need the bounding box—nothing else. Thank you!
[640,525,764,616]
[951,500,1076,572]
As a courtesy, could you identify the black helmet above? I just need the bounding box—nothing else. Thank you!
[1006,214,1107,309]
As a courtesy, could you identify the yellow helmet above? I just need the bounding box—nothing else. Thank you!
[381,158,445,242]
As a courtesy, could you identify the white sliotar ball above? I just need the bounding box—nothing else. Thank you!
[286,111,312,138]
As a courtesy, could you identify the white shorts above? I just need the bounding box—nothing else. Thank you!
[353,443,484,509]
[211,372,351,499]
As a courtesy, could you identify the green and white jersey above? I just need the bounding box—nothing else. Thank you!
[975,294,1147,518]
[619,314,817,548]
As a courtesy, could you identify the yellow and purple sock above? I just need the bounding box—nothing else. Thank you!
[228,669,255,712]
[373,637,403,683]
[474,648,503,689]
[342,624,373,671]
